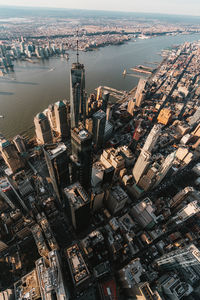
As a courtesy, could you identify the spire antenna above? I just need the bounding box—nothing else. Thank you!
[76,29,79,64]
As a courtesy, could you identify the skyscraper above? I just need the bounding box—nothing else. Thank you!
[54,100,69,140]
[127,99,135,116]
[101,91,110,113]
[142,124,162,153]
[71,127,92,190]
[155,244,200,270]
[0,139,24,173]
[132,150,151,183]
[34,112,53,145]
[85,118,93,134]
[92,109,106,149]
[63,182,91,231]
[44,143,70,204]
[135,78,148,107]
[154,151,176,187]
[155,244,200,286]
[13,135,26,153]
[70,63,85,128]
[47,104,57,133]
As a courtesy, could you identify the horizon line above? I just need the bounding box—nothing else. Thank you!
[0,4,200,18]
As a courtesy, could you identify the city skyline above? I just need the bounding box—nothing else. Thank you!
[1,0,200,297]
[1,5,200,296]
[0,0,200,16]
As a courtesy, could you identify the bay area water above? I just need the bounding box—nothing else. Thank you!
[1,33,200,138]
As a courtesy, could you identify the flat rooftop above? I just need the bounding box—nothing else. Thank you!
[64,182,89,209]
[71,127,91,141]
[110,186,128,201]
[44,143,67,159]
[14,270,41,300]
[66,244,90,286]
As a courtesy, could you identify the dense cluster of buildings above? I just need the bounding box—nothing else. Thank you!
[2,11,200,75]
[0,38,68,75]
[1,40,200,299]
[2,10,200,41]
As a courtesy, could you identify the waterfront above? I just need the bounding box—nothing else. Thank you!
[1,33,200,138]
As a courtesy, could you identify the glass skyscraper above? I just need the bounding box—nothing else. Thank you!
[70,63,85,128]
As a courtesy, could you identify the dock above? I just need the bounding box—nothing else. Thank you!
[130,65,154,74]
[96,86,128,101]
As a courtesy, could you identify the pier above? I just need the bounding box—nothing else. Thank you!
[130,65,154,74]
[97,85,137,104]
[96,86,128,101]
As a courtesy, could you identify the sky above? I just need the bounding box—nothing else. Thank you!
[0,0,200,16]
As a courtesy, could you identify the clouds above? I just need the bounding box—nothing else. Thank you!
[0,0,200,16]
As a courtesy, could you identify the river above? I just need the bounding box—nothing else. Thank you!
[0,33,200,138]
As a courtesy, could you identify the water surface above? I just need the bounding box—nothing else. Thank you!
[1,33,200,138]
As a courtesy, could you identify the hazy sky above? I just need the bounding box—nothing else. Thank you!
[0,0,200,16]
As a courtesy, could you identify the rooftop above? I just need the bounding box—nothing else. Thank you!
[44,143,67,159]
[93,109,106,119]
[66,244,90,286]
[72,127,91,141]
[110,185,128,202]
[36,112,46,120]
[14,270,40,300]
[64,182,89,208]
[55,100,65,108]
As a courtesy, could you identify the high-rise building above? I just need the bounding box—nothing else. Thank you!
[0,176,29,212]
[118,258,143,292]
[71,127,92,190]
[0,139,24,173]
[154,152,176,187]
[106,104,113,121]
[157,108,172,125]
[66,243,90,290]
[36,250,69,299]
[13,135,26,153]
[0,178,16,209]
[14,270,41,300]
[156,245,200,287]
[34,112,53,145]
[70,62,85,128]
[142,124,162,153]
[44,143,70,203]
[54,100,69,140]
[189,106,200,126]
[101,92,110,112]
[156,244,200,269]
[86,93,96,117]
[170,187,194,209]
[106,185,128,215]
[131,198,157,229]
[85,118,93,134]
[127,99,135,116]
[155,244,200,282]
[135,78,148,107]
[47,104,57,132]
[96,86,102,101]
[92,109,106,149]
[132,150,151,183]
[63,182,91,231]
[131,282,162,300]
[158,274,193,300]
[0,289,15,300]
[91,187,105,211]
